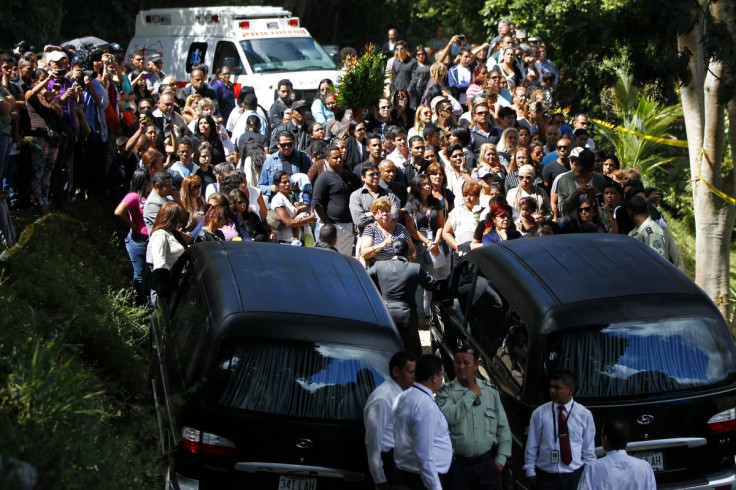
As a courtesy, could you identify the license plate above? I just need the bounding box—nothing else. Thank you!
[277,475,317,490]
[632,451,664,471]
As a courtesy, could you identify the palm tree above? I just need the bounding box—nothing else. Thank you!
[595,68,686,186]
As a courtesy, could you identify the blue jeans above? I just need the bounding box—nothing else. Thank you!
[124,231,149,306]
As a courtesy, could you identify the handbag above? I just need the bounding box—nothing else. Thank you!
[150,268,170,292]
[266,209,284,230]
[44,128,65,147]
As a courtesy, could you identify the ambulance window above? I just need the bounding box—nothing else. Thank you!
[214,41,243,73]
[186,43,208,74]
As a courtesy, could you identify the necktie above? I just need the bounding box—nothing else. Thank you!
[558,405,573,465]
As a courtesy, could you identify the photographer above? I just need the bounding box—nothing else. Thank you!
[46,49,81,208]
[25,70,63,215]
[73,53,109,197]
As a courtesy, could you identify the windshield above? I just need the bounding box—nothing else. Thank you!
[207,339,391,421]
[544,318,736,399]
[239,37,336,73]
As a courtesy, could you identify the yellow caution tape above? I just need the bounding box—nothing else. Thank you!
[592,118,735,205]
[591,118,689,148]
[0,213,87,261]
[696,148,736,206]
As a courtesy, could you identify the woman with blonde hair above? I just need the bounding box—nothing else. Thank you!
[180,175,206,231]
[407,104,433,139]
[472,142,505,188]
[360,197,415,264]
[496,127,520,167]
[422,62,449,105]
[181,94,202,124]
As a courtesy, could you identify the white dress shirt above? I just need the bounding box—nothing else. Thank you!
[363,378,404,484]
[577,450,656,490]
[523,399,596,477]
[392,383,453,490]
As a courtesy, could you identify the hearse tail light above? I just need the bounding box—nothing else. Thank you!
[708,409,736,432]
[289,19,299,27]
[239,21,250,29]
[181,426,236,455]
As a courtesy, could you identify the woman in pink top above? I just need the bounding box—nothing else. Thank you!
[465,64,488,103]
[114,168,152,306]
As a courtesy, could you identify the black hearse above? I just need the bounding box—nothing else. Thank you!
[150,242,402,489]
[430,234,736,489]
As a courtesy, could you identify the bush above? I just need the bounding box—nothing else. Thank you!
[0,202,161,488]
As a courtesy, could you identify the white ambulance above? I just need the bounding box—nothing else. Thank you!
[125,6,342,108]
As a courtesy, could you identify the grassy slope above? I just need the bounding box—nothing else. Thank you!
[0,201,161,489]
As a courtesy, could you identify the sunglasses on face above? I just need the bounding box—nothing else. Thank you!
[236,200,246,205]
[191,184,202,189]
[365,172,379,178]
[579,206,592,212]
[557,145,569,150]
[278,142,294,148]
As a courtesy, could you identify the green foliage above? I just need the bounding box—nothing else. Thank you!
[0,202,160,488]
[336,45,386,111]
[408,0,487,44]
[594,68,688,186]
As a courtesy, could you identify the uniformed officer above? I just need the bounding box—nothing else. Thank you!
[625,196,668,258]
[437,346,511,490]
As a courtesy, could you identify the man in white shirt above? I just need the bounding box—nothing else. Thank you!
[524,370,596,489]
[363,351,416,489]
[577,417,656,490]
[392,354,453,490]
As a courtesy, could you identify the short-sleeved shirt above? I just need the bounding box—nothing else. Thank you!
[629,216,668,258]
[270,191,297,242]
[405,199,442,240]
[312,169,356,224]
[121,192,148,236]
[363,222,411,262]
[542,161,569,189]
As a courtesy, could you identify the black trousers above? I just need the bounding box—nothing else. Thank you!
[451,457,501,490]
[533,467,583,490]
[391,468,447,490]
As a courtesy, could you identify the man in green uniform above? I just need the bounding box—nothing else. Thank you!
[625,196,668,258]
[437,346,511,490]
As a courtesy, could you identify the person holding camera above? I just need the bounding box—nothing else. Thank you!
[45,49,82,206]
[72,53,109,198]
[25,70,63,215]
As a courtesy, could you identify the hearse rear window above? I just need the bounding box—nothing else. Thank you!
[209,340,391,420]
[545,318,736,398]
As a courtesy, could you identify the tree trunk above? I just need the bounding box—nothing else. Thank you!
[679,0,736,322]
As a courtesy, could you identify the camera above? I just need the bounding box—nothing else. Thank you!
[458,34,466,43]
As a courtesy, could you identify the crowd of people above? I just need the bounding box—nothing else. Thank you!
[0,24,682,307]
[0,20,678,490]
